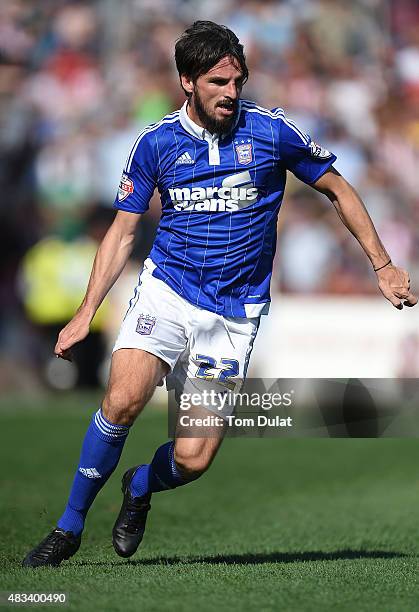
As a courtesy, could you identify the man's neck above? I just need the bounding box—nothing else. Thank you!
[186,100,208,132]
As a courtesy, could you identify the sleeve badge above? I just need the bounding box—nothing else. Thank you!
[118,173,134,201]
[309,141,332,159]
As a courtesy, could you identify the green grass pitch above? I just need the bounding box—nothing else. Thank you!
[1,392,419,611]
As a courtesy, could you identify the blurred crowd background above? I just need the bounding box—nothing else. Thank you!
[1,0,419,389]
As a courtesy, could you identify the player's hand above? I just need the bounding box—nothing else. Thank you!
[54,312,91,361]
[376,264,418,309]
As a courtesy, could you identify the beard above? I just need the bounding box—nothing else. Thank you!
[191,87,238,135]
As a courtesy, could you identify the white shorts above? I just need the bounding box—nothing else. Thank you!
[113,259,260,414]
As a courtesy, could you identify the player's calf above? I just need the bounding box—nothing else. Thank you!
[174,439,218,481]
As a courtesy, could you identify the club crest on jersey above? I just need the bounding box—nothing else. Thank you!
[235,142,253,165]
[118,173,134,201]
[136,313,156,336]
[309,141,332,159]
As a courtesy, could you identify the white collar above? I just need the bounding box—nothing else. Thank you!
[179,100,241,141]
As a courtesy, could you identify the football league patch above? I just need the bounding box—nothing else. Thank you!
[235,142,253,165]
[118,173,134,201]
[309,140,332,159]
[136,313,157,336]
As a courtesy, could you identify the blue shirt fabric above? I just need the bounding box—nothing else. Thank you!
[114,100,336,318]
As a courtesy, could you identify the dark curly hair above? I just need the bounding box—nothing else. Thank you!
[175,21,248,95]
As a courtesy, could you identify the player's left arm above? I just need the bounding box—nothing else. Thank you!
[312,167,418,309]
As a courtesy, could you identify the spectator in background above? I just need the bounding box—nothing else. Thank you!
[19,207,114,389]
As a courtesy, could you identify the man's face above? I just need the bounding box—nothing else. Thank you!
[181,56,244,135]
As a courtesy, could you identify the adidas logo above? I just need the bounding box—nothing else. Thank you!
[79,467,102,479]
[175,152,195,165]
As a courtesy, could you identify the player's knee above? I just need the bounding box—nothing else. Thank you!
[174,447,211,480]
[102,388,142,426]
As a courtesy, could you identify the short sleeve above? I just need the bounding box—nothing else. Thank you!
[276,112,337,185]
[113,131,157,214]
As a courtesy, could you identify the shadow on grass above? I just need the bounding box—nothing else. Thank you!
[74,549,410,567]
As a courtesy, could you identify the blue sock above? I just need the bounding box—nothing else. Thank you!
[57,408,129,536]
[130,441,189,497]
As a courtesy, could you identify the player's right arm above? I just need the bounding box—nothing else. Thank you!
[54,211,140,360]
[56,126,158,360]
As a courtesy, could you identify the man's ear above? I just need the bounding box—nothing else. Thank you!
[180,74,194,96]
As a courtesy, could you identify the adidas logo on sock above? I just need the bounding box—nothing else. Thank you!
[79,467,102,479]
[175,152,195,165]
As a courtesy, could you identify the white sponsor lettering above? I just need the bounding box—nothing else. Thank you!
[169,171,258,212]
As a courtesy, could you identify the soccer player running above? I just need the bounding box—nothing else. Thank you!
[23,21,417,567]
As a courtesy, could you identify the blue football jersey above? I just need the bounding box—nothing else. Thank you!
[114,100,336,317]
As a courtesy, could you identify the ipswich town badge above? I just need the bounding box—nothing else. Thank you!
[235,142,253,165]
[118,173,134,201]
[136,313,157,336]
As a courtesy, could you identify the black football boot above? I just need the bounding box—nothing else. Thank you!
[22,528,81,568]
[112,466,151,558]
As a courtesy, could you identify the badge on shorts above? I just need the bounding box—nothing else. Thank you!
[118,173,134,201]
[136,314,156,335]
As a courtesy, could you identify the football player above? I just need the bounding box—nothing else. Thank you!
[23,21,416,567]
